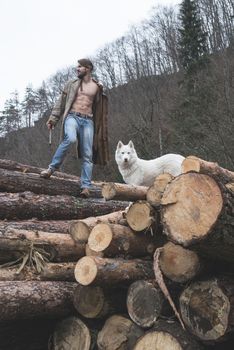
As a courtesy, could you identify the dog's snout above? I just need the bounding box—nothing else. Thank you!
[124,158,128,163]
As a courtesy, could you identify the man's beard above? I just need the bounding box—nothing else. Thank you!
[77,71,86,79]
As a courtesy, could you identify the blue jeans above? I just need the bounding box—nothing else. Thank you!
[49,113,94,189]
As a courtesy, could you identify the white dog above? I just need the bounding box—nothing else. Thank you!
[115,140,185,187]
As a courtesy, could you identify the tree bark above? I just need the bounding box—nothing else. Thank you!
[0,219,72,234]
[0,281,76,321]
[133,320,202,350]
[179,278,234,342]
[0,262,76,281]
[127,280,163,328]
[88,223,156,257]
[0,168,102,198]
[97,315,144,350]
[102,182,147,201]
[0,192,129,220]
[69,210,126,243]
[147,173,173,207]
[73,284,127,319]
[182,155,234,184]
[126,200,157,232]
[49,316,91,350]
[74,256,154,286]
[161,173,234,263]
[0,228,85,262]
[159,242,201,283]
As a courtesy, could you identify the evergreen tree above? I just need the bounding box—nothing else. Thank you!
[0,91,21,135]
[178,0,208,73]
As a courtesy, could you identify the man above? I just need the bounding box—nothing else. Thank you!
[40,58,109,198]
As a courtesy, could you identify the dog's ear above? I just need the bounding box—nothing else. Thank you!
[128,140,134,148]
[117,141,123,149]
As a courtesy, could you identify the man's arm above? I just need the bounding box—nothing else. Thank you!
[46,82,69,128]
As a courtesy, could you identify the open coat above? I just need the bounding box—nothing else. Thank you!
[48,79,110,166]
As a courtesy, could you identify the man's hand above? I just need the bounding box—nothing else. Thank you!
[46,120,55,130]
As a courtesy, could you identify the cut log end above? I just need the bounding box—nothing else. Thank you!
[180,280,230,341]
[102,183,116,200]
[161,173,223,246]
[134,331,183,350]
[88,223,112,252]
[126,201,154,232]
[181,156,201,173]
[74,257,97,286]
[69,221,90,243]
[73,285,104,318]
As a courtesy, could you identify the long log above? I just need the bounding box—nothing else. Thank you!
[0,168,102,198]
[97,315,144,350]
[133,320,202,350]
[0,192,129,220]
[49,316,91,350]
[159,242,201,283]
[102,182,147,201]
[0,228,85,262]
[88,223,156,257]
[182,155,234,183]
[0,219,72,234]
[179,278,234,342]
[73,284,127,319]
[161,173,234,263]
[74,256,154,286]
[0,158,81,180]
[0,281,77,321]
[0,262,76,281]
[69,210,126,243]
[127,280,163,328]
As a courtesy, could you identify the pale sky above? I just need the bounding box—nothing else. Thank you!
[0,0,180,109]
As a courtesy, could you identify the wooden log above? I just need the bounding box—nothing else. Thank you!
[0,281,76,321]
[133,320,202,350]
[74,256,154,286]
[97,314,144,350]
[102,182,147,201]
[127,280,163,328]
[161,173,234,263]
[179,278,234,342]
[49,316,91,350]
[85,243,104,257]
[0,158,81,180]
[0,168,102,198]
[0,192,129,220]
[69,210,126,243]
[0,228,85,262]
[182,155,234,183]
[88,223,156,257]
[0,219,72,234]
[73,284,127,319]
[147,173,173,207]
[159,242,201,283]
[0,262,76,281]
[126,200,157,232]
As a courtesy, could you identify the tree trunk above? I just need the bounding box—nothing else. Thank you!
[88,223,156,257]
[179,278,234,342]
[49,316,91,350]
[147,173,173,207]
[126,200,157,232]
[0,262,76,281]
[97,315,144,350]
[0,219,72,234]
[73,284,127,319]
[133,320,202,350]
[0,158,80,181]
[0,228,85,262]
[0,192,129,220]
[0,168,102,198]
[159,242,201,283]
[69,210,126,243]
[127,280,163,328]
[74,256,154,286]
[182,156,234,183]
[161,173,234,263]
[102,182,147,201]
[0,281,76,321]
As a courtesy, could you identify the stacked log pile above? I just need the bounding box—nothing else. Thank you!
[0,157,234,349]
